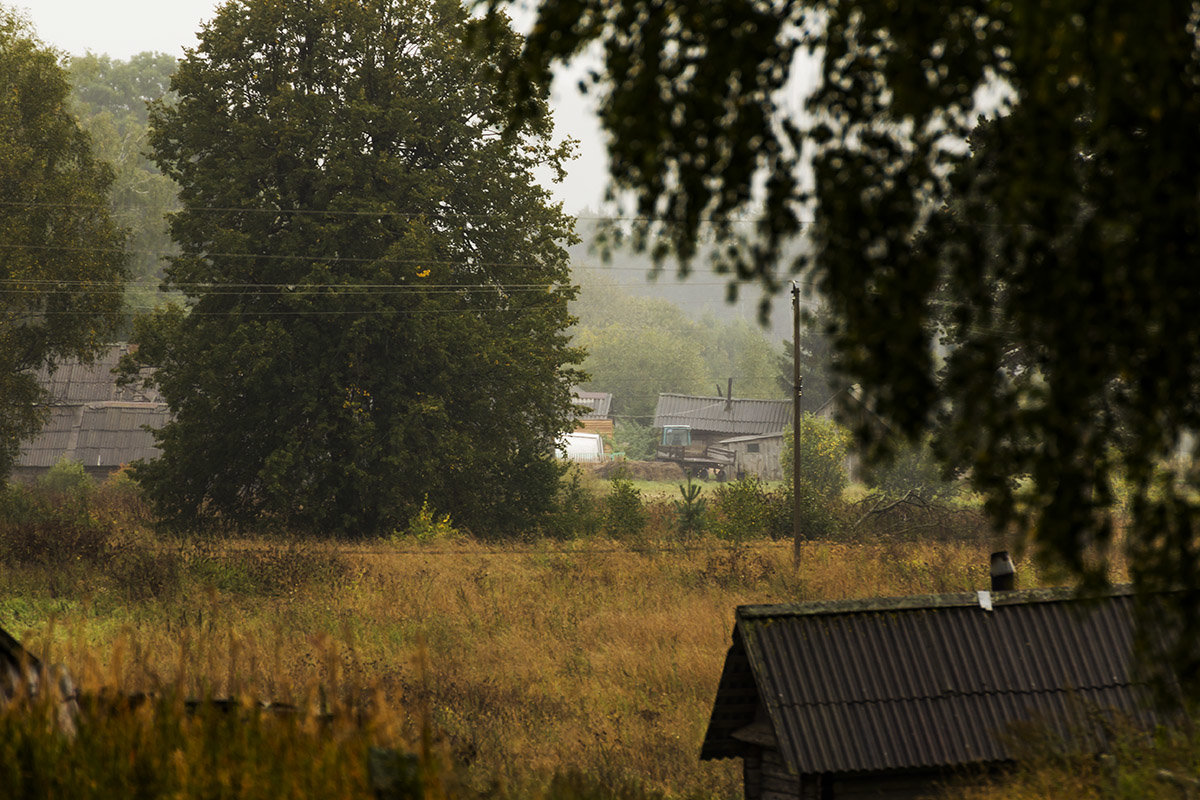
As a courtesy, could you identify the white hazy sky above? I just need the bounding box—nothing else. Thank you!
[17,0,609,213]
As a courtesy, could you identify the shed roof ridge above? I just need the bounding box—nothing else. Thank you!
[737,585,1137,619]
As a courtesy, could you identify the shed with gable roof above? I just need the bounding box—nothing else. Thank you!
[702,586,1173,800]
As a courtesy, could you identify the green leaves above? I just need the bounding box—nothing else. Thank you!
[506,0,1200,693]
[130,0,581,537]
[0,11,127,478]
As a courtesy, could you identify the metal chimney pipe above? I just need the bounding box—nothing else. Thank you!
[990,551,1015,592]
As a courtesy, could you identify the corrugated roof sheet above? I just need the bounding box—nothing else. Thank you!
[16,403,168,469]
[14,345,168,471]
[573,391,613,419]
[701,587,1167,775]
[33,344,161,405]
[653,394,792,435]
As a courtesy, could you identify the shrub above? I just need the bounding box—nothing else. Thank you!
[864,436,959,501]
[94,465,152,521]
[602,471,646,540]
[0,484,110,568]
[752,480,844,542]
[39,457,94,497]
[711,476,771,541]
[781,414,852,499]
[400,497,457,542]
[543,466,602,539]
[793,478,844,541]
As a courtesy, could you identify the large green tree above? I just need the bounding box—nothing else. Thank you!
[0,10,127,476]
[128,0,580,536]
[492,3,1200,687]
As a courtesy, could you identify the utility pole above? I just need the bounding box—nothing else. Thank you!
[792,281,803,568]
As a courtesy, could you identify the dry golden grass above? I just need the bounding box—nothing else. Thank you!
[3,533,1040,799]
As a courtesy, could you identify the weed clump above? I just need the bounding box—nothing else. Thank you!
[398,497,458,542]
[542,466,602,540]
[186,541,347,597]
[602,470,646,541]
[0,483,109,568]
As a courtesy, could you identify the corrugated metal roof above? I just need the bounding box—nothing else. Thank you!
[653,394,792,435]
[14,345,168,471]
[33,344,161,405]
[16,402,168,469]
[701,587,1167,775]
[573,391,613,419]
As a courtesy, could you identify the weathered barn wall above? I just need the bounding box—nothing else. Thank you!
[724,434,784,481]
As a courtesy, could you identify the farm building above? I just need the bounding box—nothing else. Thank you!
[720,432,785,482]
[12,345,169,482]
[702,579,1174,800]
[653,393,791,479]
[573,390,614,440]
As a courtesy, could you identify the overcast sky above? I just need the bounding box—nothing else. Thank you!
[18,0,608,213]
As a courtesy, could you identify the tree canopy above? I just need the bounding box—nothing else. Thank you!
[0,9,127,477]
[127,0,581,537]
[67,52,180,309]
[493,2,1200,687]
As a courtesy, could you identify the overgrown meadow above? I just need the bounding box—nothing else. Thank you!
[0,463,1170,800]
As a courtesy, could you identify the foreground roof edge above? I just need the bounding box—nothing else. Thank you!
[736,584,1138,620]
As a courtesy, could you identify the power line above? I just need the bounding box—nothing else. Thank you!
[0,306,566,318]
[0,198,811,226]
[0,241,817,283]
[0,283,572,295]
[0,242,568,270]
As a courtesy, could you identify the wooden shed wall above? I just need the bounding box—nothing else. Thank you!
[742,747,952,800]
[730,437,784,481]
[743,748,820,800]
[577,419,615,441]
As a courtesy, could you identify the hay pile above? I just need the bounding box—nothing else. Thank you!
[589,460,686,481]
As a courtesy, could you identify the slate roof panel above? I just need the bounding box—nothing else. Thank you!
[16,403,168,469]
[653,394,792,435]
[73,406,168,467]
[33,344,161,404]
[573,391,613,419]
[703,588,1167,775]
[16,407,81,468]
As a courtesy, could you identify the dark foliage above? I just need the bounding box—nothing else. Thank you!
[126,0,582,537]
[0,13,127,480]
[488,0,1200,695]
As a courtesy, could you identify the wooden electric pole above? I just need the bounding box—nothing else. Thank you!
[792,281,803,568]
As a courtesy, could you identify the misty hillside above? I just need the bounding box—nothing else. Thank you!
[568,218,800,343]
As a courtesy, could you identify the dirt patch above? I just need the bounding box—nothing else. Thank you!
[588,460,686,481]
